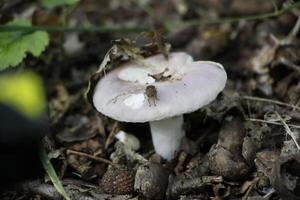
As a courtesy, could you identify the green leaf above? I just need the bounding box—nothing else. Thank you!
[40,147,71,200]
[42,0,79,8]
[0,19,49,70]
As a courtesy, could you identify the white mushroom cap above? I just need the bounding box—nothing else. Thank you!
[93,52,227,123]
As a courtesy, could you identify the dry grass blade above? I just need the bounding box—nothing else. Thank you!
[275,112,300,150]
[39,148,71,200]
[248,118,300,129]
[240,96,300,111]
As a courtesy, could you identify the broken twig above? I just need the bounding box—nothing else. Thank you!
[66,149,117,167]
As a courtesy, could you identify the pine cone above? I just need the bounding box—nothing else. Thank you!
[99,165,134,194]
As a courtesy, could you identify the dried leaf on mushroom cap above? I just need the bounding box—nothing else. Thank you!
[86,31,171,106]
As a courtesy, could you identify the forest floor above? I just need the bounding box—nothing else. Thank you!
[1,0,300,199]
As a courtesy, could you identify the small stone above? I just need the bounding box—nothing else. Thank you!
[209,109,252,181]
[134,162,169,199]
[99,165,134,195]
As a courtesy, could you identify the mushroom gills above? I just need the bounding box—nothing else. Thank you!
[149,115,184,160]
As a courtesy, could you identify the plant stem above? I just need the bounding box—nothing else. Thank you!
[166,1,300,30]
[0,24,149,33]
[0,2,299,33]
[272,0,279,12]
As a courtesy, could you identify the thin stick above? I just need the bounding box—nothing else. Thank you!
[248,118,300,129]
[240,96,300,111]
[105,121,119,149]
[263,188,276,199]
[275,112,300,150]
[288,16,300,38]
[242,177,259,200]
[279,58,300,74]
[66,149,117,167]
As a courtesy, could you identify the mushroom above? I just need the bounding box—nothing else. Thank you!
[93,52,227,160]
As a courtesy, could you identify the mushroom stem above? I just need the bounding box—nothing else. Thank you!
[149,115,185,161]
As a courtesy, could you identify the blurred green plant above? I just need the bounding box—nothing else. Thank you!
[0,71,46,119]
[0,20,49,70]
[42,0,79,8]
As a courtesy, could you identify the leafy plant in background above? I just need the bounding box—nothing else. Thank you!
[0,0,81,71]
[0,20,49,71]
